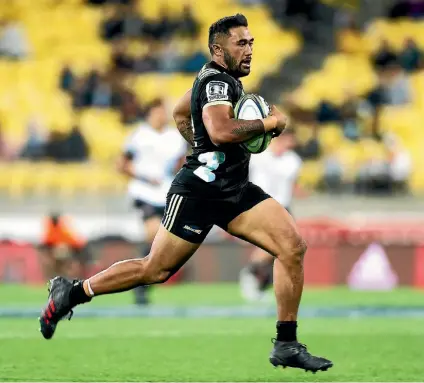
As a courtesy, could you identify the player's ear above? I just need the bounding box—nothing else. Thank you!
[212,44,222,57]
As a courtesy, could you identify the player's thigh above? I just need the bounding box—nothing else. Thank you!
[146,224,200,278]
[145,193,214,278]
[227,198,304,259]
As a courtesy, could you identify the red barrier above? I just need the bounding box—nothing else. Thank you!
[0,242,44,284]
[1,218,424,286]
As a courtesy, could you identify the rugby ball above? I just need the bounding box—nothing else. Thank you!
[234,94,272,154]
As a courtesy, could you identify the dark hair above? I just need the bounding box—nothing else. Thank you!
[208,14,248,54]
[144,98,164,115]
[49,212,61,225]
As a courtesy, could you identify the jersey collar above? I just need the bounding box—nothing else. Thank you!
[209,61,242,84]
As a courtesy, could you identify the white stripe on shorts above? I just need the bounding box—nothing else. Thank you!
[163,195,183,230]
[166,195,183,231]
[162,195,177,228]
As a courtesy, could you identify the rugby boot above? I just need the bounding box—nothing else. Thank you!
[269,339,333,373]
[39,277,78,339]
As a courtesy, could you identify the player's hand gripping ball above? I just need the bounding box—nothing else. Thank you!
[234,94,273,154]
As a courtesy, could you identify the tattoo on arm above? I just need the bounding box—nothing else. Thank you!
[231,120,265,139]
[177,119,194,146]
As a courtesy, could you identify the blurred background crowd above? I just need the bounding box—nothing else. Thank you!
[1,0,424,290]
[0,0,422,198]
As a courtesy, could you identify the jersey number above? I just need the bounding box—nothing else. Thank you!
[193,151,225,182]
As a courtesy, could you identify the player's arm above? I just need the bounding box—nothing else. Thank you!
[200,76,286,145]
[116,152,160,185]
[116,152,137,178]
[202,104,278,145]
[173,88,194,146]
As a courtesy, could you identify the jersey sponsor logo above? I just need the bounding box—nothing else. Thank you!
[183,225,203,235]
[206,81,229,103]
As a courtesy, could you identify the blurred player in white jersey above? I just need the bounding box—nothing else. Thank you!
[240,129,305,302]
[117,98,187,304]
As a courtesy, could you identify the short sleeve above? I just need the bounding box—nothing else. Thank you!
[123,128,142,157]
[199,73,237,110]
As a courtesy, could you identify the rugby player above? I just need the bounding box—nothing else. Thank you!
[39,14,332,373]
[117,98,186,304]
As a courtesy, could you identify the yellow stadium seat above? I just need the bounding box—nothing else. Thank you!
[0,0,301,197]
[318,124,344,154]
[298,161,324,189]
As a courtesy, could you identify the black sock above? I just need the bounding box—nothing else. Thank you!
[69,280,91,306]
[276,321,297,342]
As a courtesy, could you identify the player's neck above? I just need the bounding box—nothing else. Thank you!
[211,59,238,78]
[148,119,165,132]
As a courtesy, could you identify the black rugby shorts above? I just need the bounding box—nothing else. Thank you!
[161,182,271,243]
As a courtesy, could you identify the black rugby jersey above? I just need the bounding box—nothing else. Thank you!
[170,61,250,198]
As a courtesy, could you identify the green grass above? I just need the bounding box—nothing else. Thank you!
[1,283,423,307]
[1,284,423,381]
[0,317,423,381]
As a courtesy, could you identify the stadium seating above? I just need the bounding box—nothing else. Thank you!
[292,18,424,193]
[0,0,300,198]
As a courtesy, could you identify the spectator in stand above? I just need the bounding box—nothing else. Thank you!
[117,88,144,124]
[134,49,160,73]
[71,77,92,109]
[373,39,397,71]
[59,64,75,92]
[43,127,89,163]
[180,41,208,73]
[389,0,424,19]
[151,6,176,41]
[316,100,340,123]
[158,40,184,73]
[284,0,319,40]
[367,57,411,108]
[339,89,361,141]
[91,74,113,108]
[177,4,200,38]
[121,1,144,38]
[101,6,124,41]
[44,131,69,162]
[382,59,411,105]
[295,123,321,160]
[20,117,47,160]
[399,38,422,72]
[63,125,90,162]
[0,18,30,59]
[111,40,134,72]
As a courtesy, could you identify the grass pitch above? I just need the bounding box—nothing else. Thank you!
[0,284,422,382]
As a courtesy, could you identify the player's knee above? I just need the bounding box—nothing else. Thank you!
[154,269,173,284]
[142,257,173,284]
[286,234,307,261]
[293,235,308,259]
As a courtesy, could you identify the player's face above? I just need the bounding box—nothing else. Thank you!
[223,27,254,77]
[150,104,168,129]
